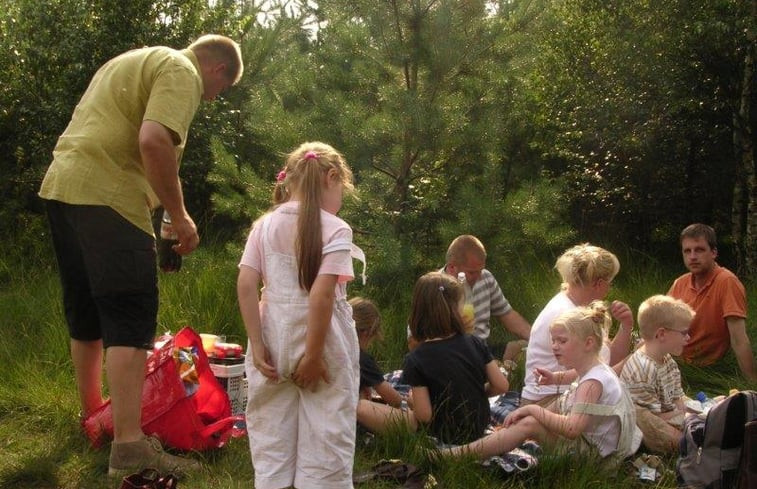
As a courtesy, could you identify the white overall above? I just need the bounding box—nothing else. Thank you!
[245,215,361,489]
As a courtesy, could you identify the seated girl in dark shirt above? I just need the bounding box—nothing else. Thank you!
[351,297,404,408]
[356,272,509,444]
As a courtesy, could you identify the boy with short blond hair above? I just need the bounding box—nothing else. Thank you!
[620,295,695,454]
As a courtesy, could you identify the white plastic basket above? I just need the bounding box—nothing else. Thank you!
[209,361,245,378]
[210,359,247,416]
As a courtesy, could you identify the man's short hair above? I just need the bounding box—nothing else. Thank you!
[680,223,717,250]
[446,235,486,265]
[638,295,695,340]
[188,34,244,84]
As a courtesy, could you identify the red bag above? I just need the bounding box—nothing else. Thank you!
[83,327,244,451]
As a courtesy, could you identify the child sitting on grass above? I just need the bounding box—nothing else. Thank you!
[620,295,694,454]
[523,243,635,408]
[439,302,638,461]
[357,271,509,445]
[350,296,405,408]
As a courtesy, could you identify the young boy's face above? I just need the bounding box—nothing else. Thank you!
[662,320,690,356]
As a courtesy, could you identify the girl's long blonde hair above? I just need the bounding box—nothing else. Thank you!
[273,141,354,291]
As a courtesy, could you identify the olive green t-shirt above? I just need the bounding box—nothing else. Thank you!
[39,46,203,235]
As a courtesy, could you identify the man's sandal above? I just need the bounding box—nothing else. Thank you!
[353,459,438,488]
[120,468,178,489]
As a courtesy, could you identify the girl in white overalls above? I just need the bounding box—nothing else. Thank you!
[238,142,365,489]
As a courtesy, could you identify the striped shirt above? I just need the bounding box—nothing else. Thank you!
[620,349,683,413]
[443,267,512,340]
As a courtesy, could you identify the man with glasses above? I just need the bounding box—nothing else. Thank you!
[667,224,756,380]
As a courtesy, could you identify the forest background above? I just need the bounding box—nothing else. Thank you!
[1,1,757,488]
[2,0,756,285]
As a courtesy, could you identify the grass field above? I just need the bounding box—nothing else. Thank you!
[0,242,755,489]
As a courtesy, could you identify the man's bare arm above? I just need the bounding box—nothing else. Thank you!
[727,316,757,381]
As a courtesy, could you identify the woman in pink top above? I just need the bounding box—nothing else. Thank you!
[237,141,364,489]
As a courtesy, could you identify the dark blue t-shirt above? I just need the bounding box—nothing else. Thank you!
[401,333,493,444]
[359,349,385,390]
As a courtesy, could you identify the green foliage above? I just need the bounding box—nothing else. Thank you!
[206,139,272,239]
[157,245,246,343]
[268,0,534,226]
[3,0,756,280]
[523,0,752,249]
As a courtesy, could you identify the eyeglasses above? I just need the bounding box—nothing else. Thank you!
[664,328,690,337]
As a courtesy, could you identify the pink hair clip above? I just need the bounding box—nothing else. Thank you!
[304,151,318,160]
[276,170,287,182]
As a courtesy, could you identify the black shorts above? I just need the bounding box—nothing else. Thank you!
[45,201,158,349]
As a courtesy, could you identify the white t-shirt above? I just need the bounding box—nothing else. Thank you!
[522,292,576,400]
[522,292,611,401]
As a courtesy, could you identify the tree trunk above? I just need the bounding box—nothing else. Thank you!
[731,0,756,278]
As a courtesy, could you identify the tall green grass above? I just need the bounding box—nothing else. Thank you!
[1,242,755,488]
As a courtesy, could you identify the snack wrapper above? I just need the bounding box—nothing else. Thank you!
[173,346,200,396]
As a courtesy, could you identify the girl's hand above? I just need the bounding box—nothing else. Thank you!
[503,406,532,428]
[534,367,558,385]
[292,353,330,391]
[251,342,278,381]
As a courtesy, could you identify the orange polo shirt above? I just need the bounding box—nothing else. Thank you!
[667,265,747,365]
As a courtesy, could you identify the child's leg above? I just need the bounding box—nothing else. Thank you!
[635,407,681,454]
[444,415,556,459]
[246,376,299,489]
[294,303,359,489]
[357,399,417,433]
[295,374,357,488]
[520,394,559,410]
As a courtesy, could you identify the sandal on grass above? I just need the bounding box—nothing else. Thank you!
[120,468,178,489]
[353,459,430,486]
[120,468,160,489]
[155,473,179,489]
[402,469,439,489]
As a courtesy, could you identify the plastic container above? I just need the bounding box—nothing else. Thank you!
[199,333,219,354]
[158,210,181,272]
[696,391,717,413]
[209,354,247,416]
[212,342,243,359]
[458,272,475,327]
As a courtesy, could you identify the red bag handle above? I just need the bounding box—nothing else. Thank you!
[198,415,246,445]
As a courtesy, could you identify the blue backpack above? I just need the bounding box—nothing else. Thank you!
[676,390,757,488]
